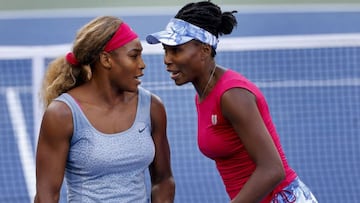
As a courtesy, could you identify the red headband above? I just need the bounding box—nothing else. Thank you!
[65,22,138,66]
[104,22,138,52]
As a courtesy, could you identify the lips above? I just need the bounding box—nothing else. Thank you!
[170,72,180,80]
[135,74,143,84]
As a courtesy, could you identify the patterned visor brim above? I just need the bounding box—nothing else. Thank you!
[146,18,219,49]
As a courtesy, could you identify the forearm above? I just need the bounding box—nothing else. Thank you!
[151,177,175,203]
[34,190,60,203]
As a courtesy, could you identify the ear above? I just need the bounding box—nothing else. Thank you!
[99,51,112,69]
[200,43,212,60]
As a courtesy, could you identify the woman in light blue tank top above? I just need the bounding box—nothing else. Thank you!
[34,16,175,203]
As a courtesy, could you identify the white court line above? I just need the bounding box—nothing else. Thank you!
[255,78,360,88]
[1,33,360,58]
[2,78,359,94]
[141,34,360,54]
[6,87,36,201]
[1,34,360,58]
[143,78,360,90]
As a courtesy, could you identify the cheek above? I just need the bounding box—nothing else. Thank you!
[177,49,201,67]
[186,50,201,67]
[118,60,136,73]
[188,48,201,60]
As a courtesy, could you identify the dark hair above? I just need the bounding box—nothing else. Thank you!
[175,1,237,38]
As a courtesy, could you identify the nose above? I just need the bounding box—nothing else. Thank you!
[139,57,146,70]
[164,52,171,67]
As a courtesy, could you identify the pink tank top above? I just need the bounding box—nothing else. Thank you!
[196,69,297,202]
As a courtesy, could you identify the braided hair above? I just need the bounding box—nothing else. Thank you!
[175,1,237,51]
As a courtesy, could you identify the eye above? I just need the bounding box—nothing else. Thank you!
[172,47,180,53]
[165,47,180,55]
[129,50,142,59]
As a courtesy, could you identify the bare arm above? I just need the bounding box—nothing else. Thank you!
[221,88,285,203]
[34,101,73,203]
[149,94,175,203]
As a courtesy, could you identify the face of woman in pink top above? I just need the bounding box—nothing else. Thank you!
[162,40,218,98]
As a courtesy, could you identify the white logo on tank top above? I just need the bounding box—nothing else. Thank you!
[211,114,217,125]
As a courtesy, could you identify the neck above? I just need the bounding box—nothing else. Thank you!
[86,77,136,106]
[199,64,217,100]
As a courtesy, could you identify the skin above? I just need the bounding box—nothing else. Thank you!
[163,40,285,203]
[34,39,175,203]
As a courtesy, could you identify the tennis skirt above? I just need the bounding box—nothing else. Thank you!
[270,177,318,203]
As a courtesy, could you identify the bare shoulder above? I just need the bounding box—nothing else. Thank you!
[40,100,73,140]
[221,87,257,121]
[222,88,256,110]
[44,100,72,121]
[149,93,167,131]
[150,93,165,111]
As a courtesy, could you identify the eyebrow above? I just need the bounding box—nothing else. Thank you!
[131,47,143,52]
[126,48,143,55]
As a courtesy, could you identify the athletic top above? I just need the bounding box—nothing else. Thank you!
[55,87,155,203]
[196,69,297,202]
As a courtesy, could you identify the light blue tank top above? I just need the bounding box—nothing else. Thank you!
[55,87,155,203]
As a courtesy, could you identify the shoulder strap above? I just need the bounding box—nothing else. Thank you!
[136,86,152,124]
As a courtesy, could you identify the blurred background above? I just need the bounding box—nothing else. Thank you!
[0,0,359,202]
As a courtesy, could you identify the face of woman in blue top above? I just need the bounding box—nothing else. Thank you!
[99,38,145,93]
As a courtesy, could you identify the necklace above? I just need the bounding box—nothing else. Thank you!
[200,65,216,99]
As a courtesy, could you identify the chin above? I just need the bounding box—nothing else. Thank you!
[128,86,139,92]
[174,80,187,86]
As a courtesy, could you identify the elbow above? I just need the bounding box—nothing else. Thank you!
[259,160,285,187]
[167,176,176,199]
[165,176,176,195]
[33,189,60,203]
[33,194,59,203]
[271,163,286,186]
[151,176,176,203]
[152,174,175,189]
[158,175,175,193]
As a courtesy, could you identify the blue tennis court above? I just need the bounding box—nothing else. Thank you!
[1,6,360,203]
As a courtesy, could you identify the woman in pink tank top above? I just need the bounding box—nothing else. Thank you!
[146,1,318,202]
